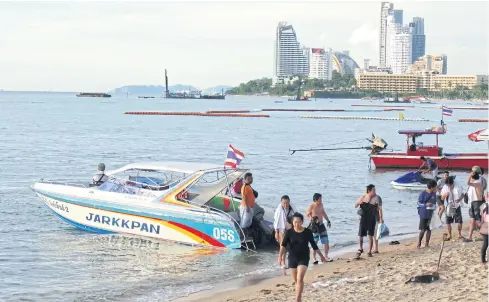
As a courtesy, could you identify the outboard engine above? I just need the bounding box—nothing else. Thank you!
[369,133,388,154]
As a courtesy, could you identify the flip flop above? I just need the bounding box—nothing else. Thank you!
[313,260,319,265]
[373,251,379,254]
[324,258,333,262]
[368,252,373,257]
[389,241,400,245]
[356,249,363,259]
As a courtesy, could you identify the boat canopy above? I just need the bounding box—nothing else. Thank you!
[398,130,445,135]
[106,161,222,176]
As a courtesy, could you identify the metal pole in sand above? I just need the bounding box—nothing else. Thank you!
[436,234,447,273]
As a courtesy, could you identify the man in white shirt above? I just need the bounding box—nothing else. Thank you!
[92,163,108,186]
[441,176,464,241]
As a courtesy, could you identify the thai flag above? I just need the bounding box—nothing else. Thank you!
[224,145,245,168]
[442,106,453,116]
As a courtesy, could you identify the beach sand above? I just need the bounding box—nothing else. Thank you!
[188,228,487,302]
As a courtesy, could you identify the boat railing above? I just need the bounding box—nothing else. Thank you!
[39,178,89,188]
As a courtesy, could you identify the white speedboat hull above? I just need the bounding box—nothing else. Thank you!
[33,183,242,249]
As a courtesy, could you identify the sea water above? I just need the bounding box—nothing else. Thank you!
[0,92,485,301]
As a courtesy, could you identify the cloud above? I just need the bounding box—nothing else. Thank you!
[348,22,378,49]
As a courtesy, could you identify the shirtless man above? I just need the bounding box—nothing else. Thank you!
[305,193,332,263]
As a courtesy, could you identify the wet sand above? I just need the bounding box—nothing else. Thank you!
[183,228,487,302]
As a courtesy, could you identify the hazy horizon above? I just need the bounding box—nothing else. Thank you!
[1,1,487,92]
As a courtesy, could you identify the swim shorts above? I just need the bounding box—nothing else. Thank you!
[288,254,310,268]
[358,220,376,237]
[446,207,463,224]
[313,223,329,245]
[313,231,329,245]
[469,201,483,221]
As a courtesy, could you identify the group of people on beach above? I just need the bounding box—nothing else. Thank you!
[417,164,488,265]
[268,163,488,302]
[271,186,384,302]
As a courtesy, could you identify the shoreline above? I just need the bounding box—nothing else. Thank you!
[178,227,487,302]
[173,231,421,302]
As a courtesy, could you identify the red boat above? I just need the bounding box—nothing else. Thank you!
[370,128,488,170]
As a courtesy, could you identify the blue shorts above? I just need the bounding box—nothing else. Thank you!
[313,231,329,245]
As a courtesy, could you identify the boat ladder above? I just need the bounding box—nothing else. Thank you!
[241,237,256,250]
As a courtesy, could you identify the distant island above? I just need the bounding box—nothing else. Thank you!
[110,85,232,95]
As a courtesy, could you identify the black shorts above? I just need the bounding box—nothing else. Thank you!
[358,220,376,237]
[446,207,463,224]
[419,218,431,231]
[469,201,483,221]
[288,254,310,268]
[436,196,444,206]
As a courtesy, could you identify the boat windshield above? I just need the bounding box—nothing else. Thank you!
[98,169,185,195]
[181,169,247,206]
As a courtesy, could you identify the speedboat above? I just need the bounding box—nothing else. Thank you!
[30,162,276,250]
[390,171,456,190]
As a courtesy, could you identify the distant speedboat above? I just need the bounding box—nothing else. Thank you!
[30,162,276,250]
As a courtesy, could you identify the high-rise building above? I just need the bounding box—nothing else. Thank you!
[410,17,426,63]
[386,15,412,74]
[273,22,309,85]
[308,48,333,81]
[379,2,403,67]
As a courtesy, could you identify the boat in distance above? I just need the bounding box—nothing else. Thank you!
[76,92,112,98]
[30,162,275,250]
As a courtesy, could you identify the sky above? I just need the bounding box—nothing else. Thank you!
[0,0,487,91]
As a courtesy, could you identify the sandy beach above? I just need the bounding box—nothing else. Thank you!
[185,228,487,302]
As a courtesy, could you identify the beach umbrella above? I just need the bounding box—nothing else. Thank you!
[468,128,488,142]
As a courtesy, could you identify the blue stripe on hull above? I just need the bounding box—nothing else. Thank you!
[49,207,116,235]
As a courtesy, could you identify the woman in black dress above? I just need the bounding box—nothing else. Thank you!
[278,213,326,302]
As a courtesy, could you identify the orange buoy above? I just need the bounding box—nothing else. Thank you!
[458,118,488,123]
[124,112,269,118]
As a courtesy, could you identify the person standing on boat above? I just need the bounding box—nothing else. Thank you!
[278,213,326,302]
[354,185,379,257]
[419,156,439,179]
[441,176,464,241]
[274,195,295,266]
[436,171,450,220]
[417,180,437,248]
[239,172,258,229]
[467,171,484,241]
[305,193,332,263]
[92,163,108,186]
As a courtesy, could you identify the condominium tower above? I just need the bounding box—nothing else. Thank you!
[273,22,309,85]
[379,2,403,67]
[410,17,426,63]
[386,15,412,74]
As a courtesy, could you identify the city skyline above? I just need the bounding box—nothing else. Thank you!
[0,1,487,91]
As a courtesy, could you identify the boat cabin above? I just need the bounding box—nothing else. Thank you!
[400,128,446,156]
